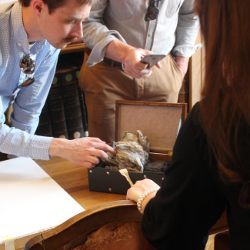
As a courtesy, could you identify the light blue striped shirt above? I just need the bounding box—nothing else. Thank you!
[82,0,199,66]
[0,2,60,159]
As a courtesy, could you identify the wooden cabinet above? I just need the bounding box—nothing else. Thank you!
[36,43,88,139]
[188,33,204,110]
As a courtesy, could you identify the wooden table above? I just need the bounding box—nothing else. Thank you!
[36,158,126,210]
[37,158,227,233]
[0,158,226,250]
[0,158,85,250]
[0,158,125,250]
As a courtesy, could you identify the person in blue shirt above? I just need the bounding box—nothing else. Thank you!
[0,0,113,167]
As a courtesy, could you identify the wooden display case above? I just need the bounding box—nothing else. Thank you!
[88,100,187,194]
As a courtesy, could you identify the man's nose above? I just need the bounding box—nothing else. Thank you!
[72,22,83,39]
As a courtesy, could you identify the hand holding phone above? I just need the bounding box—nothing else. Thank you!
[140,54,166,68]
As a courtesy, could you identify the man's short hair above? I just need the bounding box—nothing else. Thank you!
[19,0,93,13]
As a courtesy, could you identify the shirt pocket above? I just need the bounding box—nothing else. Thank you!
[165,0,182,17]
[109,0,135,20]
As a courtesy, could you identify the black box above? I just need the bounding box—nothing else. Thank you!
[88,100,187,194]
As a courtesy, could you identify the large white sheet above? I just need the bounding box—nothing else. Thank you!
[0,157,84,244]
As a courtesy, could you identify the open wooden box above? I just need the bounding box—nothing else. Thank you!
[88,100,187,194]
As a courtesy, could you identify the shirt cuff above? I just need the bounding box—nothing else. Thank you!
[87,31,127,66]
[29,135,53,160]
[172,43,202,58]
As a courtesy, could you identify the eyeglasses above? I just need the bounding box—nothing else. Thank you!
[19,54,35,87]
[145,0,161,22]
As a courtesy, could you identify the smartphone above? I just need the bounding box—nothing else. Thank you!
[140,54,166,68]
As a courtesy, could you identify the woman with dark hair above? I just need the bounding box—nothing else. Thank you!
[127,0,250,249]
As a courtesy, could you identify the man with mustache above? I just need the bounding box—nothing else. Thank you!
[0,0,114,167]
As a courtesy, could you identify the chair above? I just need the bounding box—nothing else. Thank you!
[24,200,155,250]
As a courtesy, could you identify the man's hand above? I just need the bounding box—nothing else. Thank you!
[49,137,114,168]
[173,56,189,77]
[106,40,154,79]
[121,48,153,78]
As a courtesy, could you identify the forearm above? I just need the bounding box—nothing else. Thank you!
[0,123,52,159]
[49,138,72,158]
[82,0,128,65]
[83,26,128,65]
[105,39,136,63]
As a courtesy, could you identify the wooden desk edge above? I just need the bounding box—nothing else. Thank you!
[61,42,85,54]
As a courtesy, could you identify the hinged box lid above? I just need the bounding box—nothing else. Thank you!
[115,100,187,154]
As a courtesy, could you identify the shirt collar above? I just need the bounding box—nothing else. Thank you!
[11,1,45,55]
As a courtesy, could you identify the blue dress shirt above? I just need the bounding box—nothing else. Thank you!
[0,2,60,159]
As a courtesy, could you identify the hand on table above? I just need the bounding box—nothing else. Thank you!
[49,137,114,168]
[126,178,160,209]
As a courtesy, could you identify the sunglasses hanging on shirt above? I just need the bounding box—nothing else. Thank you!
[145,0,161,21]
[7,55,35,124]
[19,54,36,87]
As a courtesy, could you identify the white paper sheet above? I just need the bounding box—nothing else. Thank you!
[0,0,16,4]
[0,157,84,244]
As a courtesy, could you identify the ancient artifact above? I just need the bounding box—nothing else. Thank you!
[105,130,150,172]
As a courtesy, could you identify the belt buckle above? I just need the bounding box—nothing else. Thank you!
[110,60,116,67]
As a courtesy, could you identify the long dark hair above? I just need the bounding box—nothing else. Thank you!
[196,0,250,183]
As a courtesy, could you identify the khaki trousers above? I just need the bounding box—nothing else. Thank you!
[79,53,183,143]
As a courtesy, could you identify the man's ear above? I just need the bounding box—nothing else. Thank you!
[31,0,45,16]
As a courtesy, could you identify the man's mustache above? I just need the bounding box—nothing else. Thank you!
[63,36,83,43]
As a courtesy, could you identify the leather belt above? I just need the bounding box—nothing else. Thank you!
[102,57,122,69]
